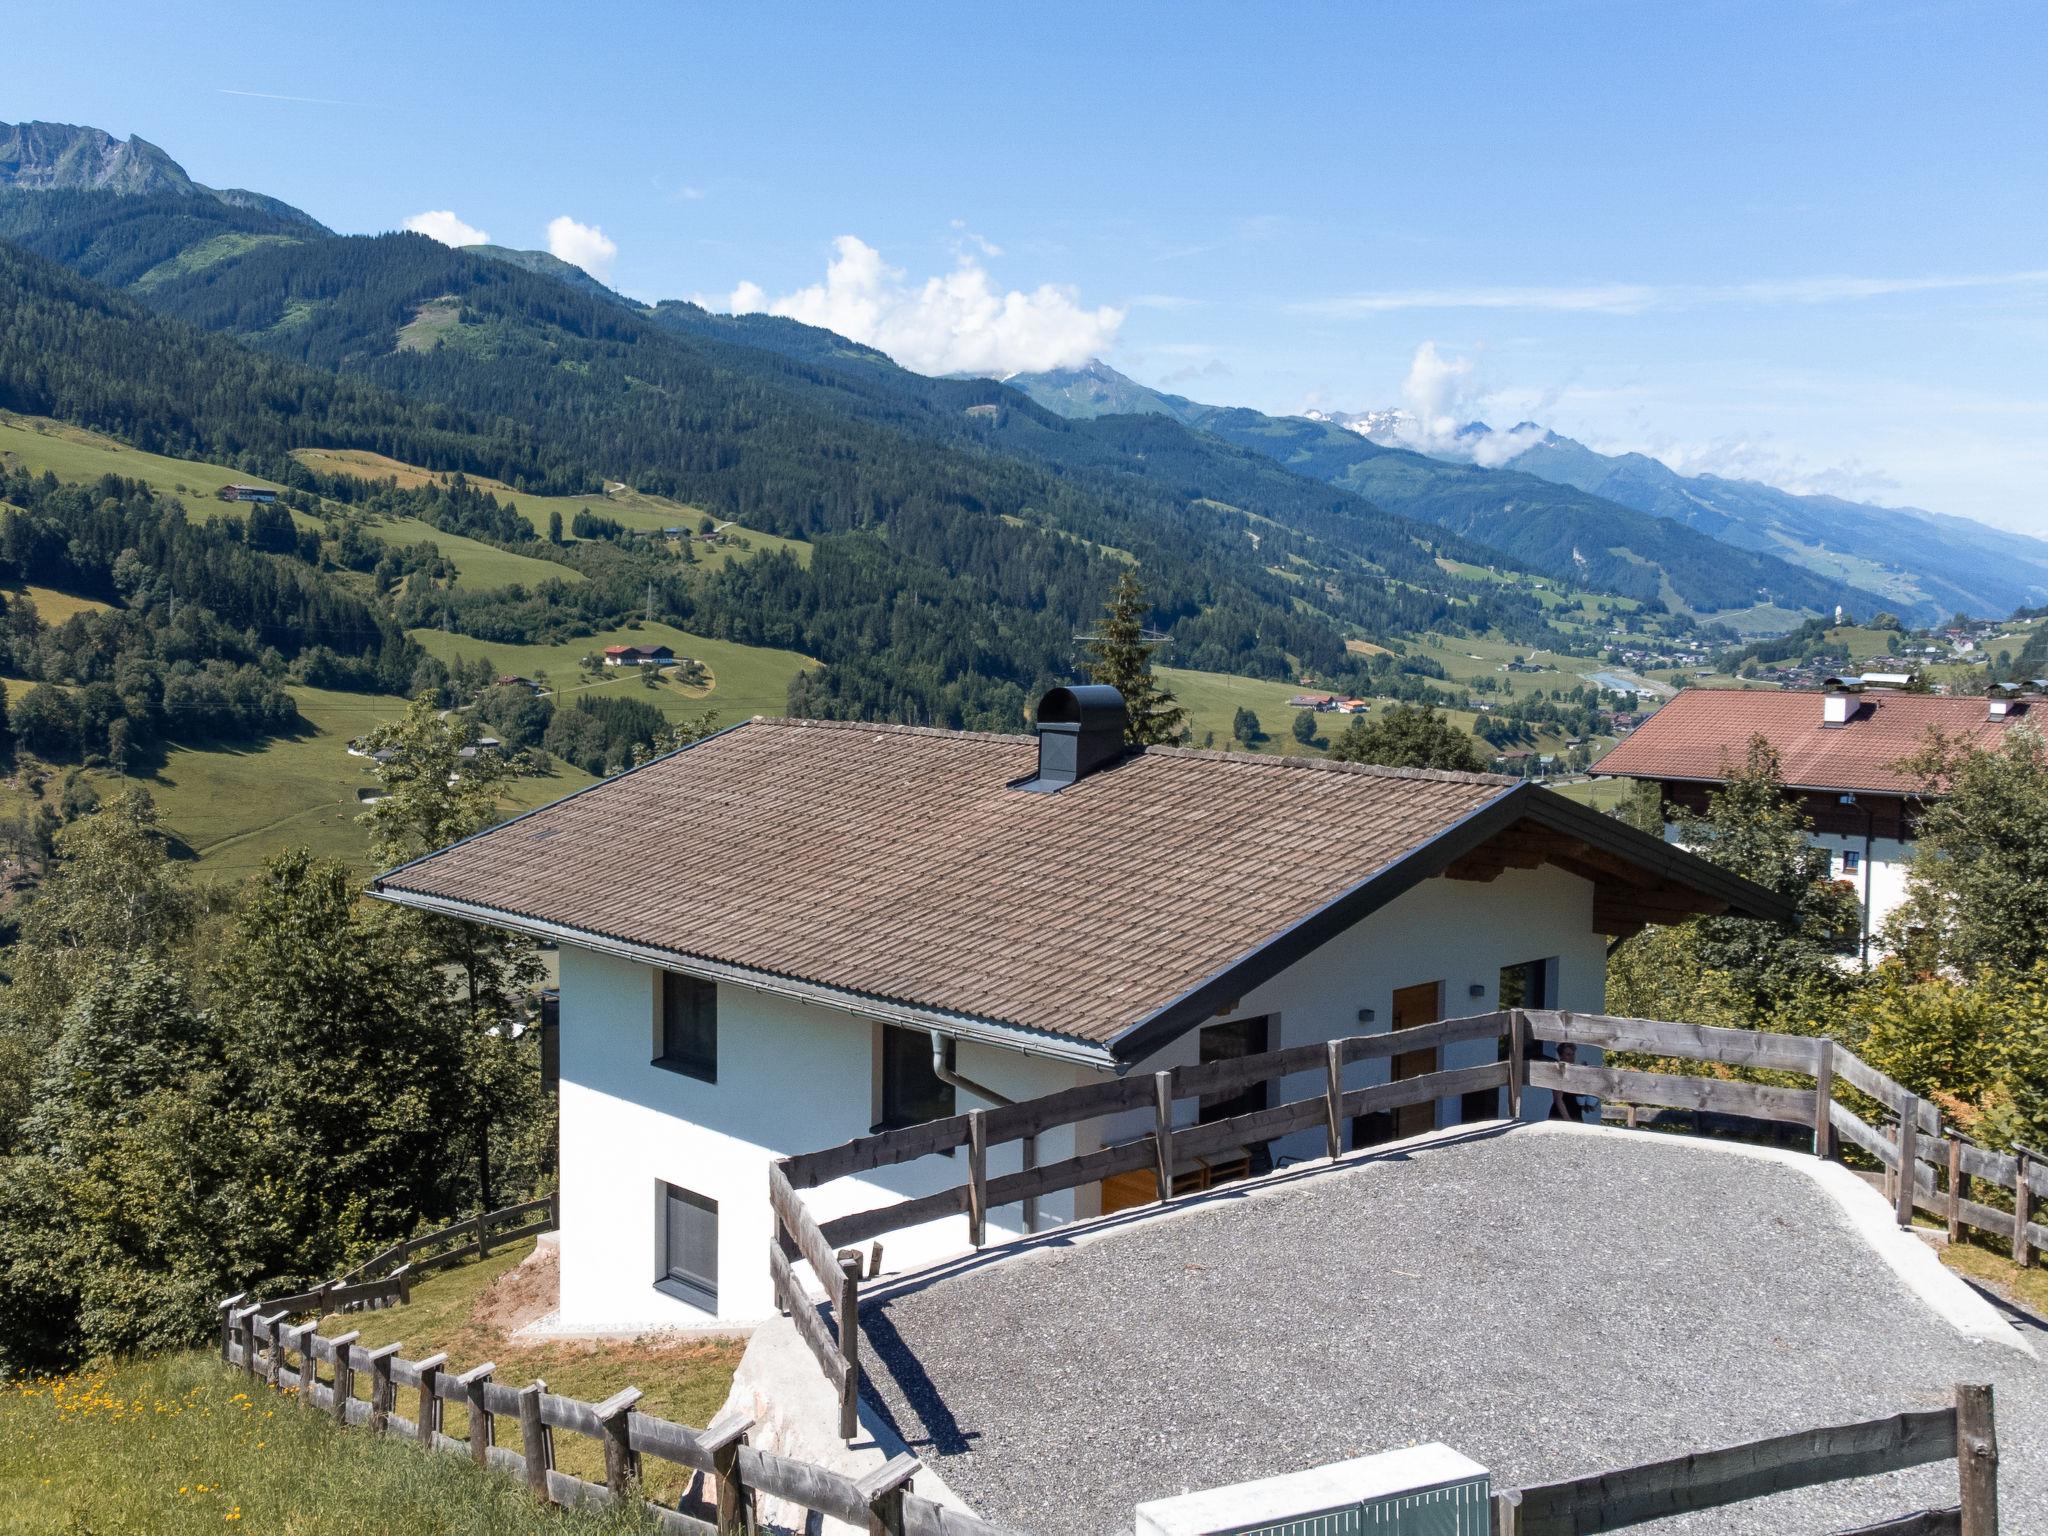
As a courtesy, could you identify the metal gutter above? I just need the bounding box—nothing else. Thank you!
[367,885,1118,1071]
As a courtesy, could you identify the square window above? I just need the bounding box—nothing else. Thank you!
[656,1182,717,1310]
[878,1024,954,1130]
[1841,849,1862,875]
[654,971,716,1082]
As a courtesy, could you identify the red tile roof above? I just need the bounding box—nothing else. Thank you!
[1594,688,2025,795]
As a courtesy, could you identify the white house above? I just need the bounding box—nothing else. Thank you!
[373,686,1784,1329]
[1593,681,2038,960]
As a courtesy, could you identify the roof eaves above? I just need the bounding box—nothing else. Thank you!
[368,883,1119,1070]
[1102,780,1795,1066]
[1103,779,1529,1066]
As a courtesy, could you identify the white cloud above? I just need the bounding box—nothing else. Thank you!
[404,209,491,247]
[1385,343,1546,467]
[726,236,1123,377]
[547,215,618,280]
[949,218,1003,258]
[1299,269,2048,318]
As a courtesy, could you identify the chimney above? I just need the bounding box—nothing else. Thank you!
[1020,685,1128,792]
[1821,678,1859,728]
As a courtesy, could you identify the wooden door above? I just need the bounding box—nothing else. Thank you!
[1390,980,1442,1138]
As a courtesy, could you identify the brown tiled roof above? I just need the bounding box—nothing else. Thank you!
[1594,688,2027,795]
[375,718,1523,1051]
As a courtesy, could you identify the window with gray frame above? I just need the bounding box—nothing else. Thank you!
[654,971,717,1082]
[656,1182,717,1309]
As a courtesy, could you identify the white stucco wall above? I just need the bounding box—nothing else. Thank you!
[555,862,1610,1327]
[555,945,1087,1328]
[1081,862,1608,1178]
[1665,820,1916,960]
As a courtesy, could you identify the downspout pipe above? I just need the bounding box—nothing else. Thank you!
[930,1031,1039,1233]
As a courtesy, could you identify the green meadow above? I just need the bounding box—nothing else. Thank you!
[410,621,818,727]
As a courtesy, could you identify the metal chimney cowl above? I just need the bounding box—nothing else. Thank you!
[1020,684,1128,792]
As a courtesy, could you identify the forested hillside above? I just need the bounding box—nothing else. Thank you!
[0,192,1612,731]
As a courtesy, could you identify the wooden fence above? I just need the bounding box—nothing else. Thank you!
[1493,1383,1998,1536]
[215,1302,1012,1536]
[771,1007,2047,1443]
[225,1195,560,1321]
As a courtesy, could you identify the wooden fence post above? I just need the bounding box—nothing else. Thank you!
[856,1453,919,1536]
[413,1352,447,1446]
[1491,1487,1521,1535]
[1811,1037,1835,1160]
[457,1362,496,1466]
[1948,1134,1965,1244]
[1151,1070,1175,1204]
[292,1325,318,1407]
[548,1189,560,1230]
[516,1380,551,1501]
[702,1412,755,1536]
[218,1294,245,1365]
[392,1262,414,1307]
[1956,1382,1998,1536]
[1895,1095,1919,1227]
[1506,1010,1525,1122]
[260,1312,289,1390]
[966,1109,988,1250]
[836,1254,862,1442]
[327,1331,360,1425]
[594,1387,642,1501]
[2016,1149,2035,1269]
[234,1305,261,1379]
[1323,1040,1345,1160]
[474,1210,491,1261]
[365,1343,402,1435]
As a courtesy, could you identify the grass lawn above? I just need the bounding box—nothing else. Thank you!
[411,622,818,727]
[0,1351,657,1535]
[371,514,587,592]
[0,412,302,526]
[5,582,115,623]
[295,447,811,569]
[1157,664,1496,759]
[1939,1234,2048,1321]
[1549,776,1635,813]
[313,1240,743,1506]
[0,687,595,880]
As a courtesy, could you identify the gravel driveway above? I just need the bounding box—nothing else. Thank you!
[857,1124,2044,1535]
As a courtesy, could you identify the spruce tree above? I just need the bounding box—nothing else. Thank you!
[1083,568,1187,747]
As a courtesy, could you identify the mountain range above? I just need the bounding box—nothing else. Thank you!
[0,113,2011,733]
[999,361,2048,626]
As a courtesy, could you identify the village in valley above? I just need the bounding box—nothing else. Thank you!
[2,8,2045,1536]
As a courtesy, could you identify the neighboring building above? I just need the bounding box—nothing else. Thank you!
[602,644,676,667]
[1592,683,2040,958]
[1289,693,1337,710]
[216,484,279,504]
[372,686,1783,1328]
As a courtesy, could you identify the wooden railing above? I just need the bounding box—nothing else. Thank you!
[214,1301,1010,1536]
[771,1007,2048,1441]
[227,1194,559,1322]
[1494,1383,1999,1535]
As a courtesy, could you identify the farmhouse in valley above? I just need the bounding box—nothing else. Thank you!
[1593,680,2039,958]
[371,685,1786,1329]
[602,643,677,667]
[215,483,279,503]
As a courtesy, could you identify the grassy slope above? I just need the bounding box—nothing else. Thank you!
[0,1238,743,1533]
[0,687,596,879]
[0,413,578,592]
[410,622,818,727]
[313,1241,741,1505]
[0,1352,657,1535]
[294,447,813,570]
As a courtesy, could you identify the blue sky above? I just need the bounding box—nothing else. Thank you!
[12,1,2046,530]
